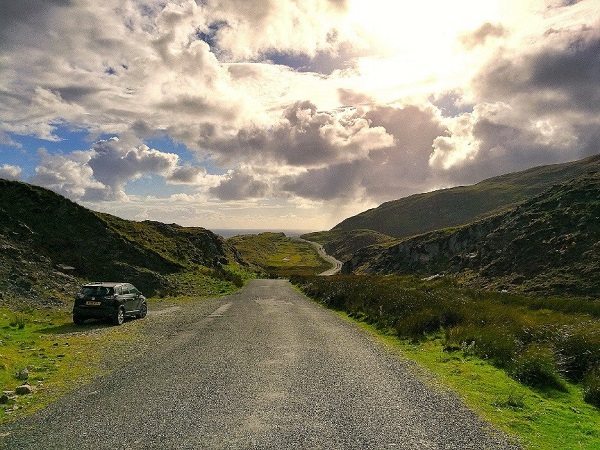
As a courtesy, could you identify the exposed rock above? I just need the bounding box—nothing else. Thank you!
[15,384,34,395]
[16,368,29,381]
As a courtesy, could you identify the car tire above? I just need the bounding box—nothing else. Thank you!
[137,302,147,319]
[112,307,125,326]
[73,315,85,325]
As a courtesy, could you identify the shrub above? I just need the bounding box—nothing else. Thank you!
[511,344,567,391]
[447,324,517,367]
[583,366,600,408]
[552,323,600,382]
[395,309,441,341]
[10,314,26,329]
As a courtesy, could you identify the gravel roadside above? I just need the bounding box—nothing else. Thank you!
[0,280,521,449]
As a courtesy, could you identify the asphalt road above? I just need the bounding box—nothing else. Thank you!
[0,280,520,449]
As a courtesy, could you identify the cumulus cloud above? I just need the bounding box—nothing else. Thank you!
[0,164,22,181]
[27,137,195,201]
[85,137,179,200]
[29,148,103,199]
[277,102,449,203]
[430,26,600,183]
[206,100,394,170]
[198,0,353,61]
[209,170,270,200]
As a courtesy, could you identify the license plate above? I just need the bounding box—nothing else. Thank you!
[86,301,101,306]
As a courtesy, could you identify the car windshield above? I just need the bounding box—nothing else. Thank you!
[81,286,114,296]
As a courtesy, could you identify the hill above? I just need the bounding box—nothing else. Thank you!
[342,172,600,297]
[226,232,331,277]
[333,154,600,239]
[0,179,246,305]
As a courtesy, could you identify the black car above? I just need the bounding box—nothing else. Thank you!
[73,282,147,325]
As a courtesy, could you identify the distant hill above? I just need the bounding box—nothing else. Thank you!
[343,172,600,297]
[227,232,331,277]
[333,154,600,239]
[0,179,245,305]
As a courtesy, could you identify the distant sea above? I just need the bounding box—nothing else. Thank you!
[213,229,314,238]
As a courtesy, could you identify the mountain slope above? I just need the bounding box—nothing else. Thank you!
[333,154,600,239]
[343,172,600,296]
[0,179,243,304]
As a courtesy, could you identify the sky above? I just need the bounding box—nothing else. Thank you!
[1,0,599,232]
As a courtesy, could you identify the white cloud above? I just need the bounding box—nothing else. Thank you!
[0,164,22,181]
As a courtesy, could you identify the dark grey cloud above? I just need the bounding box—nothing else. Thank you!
[206,100,394,168]
[209,171,269,200]
[168,164,208,183]
[432,30,600,186]
[281,162,362,201]
[474,34,600,114]
[279,103,448,203]
[528,38,600,110]
[0,0,73,50]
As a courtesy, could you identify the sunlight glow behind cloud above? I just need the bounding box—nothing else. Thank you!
[0,0,599,230]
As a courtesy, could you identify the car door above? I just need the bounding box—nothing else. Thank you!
[120,284,133,314]
[123,284,141,314]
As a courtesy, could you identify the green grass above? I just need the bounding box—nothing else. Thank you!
[227,232,331,276]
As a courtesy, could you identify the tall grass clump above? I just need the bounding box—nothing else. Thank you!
[510,344,567,391]
[583,366,600,408]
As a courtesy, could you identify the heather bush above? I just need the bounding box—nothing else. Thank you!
[552,323,600,381]
[446,324,517,367]
[583,366,600,408]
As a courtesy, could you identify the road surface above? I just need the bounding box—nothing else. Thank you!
[0,280,519,449]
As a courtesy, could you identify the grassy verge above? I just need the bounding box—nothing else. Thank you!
[0,305,147,424]
[293,274,600,449]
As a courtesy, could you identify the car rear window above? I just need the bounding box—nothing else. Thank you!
[81,286,114,296]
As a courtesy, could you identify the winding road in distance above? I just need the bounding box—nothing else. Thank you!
[300,238,343,275]
[0,280,520,449]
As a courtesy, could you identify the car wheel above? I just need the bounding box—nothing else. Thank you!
[137,302,147,319]
[112,307,125,326]
[73,315,85,325]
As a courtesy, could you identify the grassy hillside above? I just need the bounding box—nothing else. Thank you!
[344,172,600,297]
[227,232,331,277]
[301,229,395,263]
[0,179,248,303]
[333,154,600,239]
